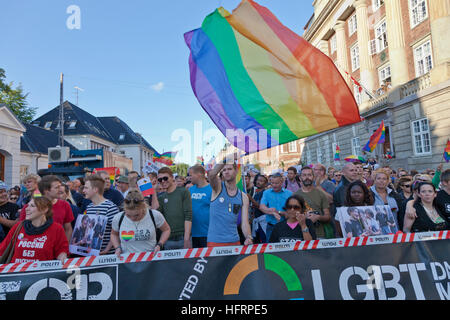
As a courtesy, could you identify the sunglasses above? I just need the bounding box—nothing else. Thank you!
[402,184,412,188]
[10,197,18,200]
[124,199,144,205]
[158,177,170,183]
[285,205,302,211]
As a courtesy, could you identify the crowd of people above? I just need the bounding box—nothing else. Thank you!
[0,157,448,264]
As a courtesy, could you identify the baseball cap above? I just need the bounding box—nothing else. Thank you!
[117,176,129,184]
[0,181,8,191]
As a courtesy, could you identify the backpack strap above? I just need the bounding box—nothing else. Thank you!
[118,212,126,230]
[149,209,157,229]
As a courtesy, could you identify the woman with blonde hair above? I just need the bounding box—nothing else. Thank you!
[110,188,170,256]
[370,169,402,230]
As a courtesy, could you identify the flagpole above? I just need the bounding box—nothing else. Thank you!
[335,62,377,100]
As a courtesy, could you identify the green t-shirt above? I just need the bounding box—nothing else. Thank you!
[158,187,192,240]
[294,188,332,239]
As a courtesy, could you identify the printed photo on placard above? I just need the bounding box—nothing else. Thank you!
[69,214,108,256]
[336,205,398,238]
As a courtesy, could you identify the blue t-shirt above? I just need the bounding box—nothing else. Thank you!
[260,189,293,225]
[189,184,212,238]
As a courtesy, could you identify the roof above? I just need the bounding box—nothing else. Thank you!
[32,101,158,153]
[97,116,157,152]
[33,101,116,144]
[21,123,77,154]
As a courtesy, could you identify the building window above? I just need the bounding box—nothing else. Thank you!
[68,121,77,129]
[369,39,377,55]
[372,0,384,11]
[317,147,323,164]
[378,64,391,85]
[288,141,297,152]
[44,121,52,129]
[409,0,428,28]
[32,121,40,127]
[348,14,357,36]
[350,44,360,71]
[119,134,125,141]
[411,118,432,155]
[306,147,312,165]
[330,35,337,54]
[351,137,361,156]
[414,40,433,77]
[375,19,388,52]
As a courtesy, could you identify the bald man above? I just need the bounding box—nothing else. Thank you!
[333,163,359,209]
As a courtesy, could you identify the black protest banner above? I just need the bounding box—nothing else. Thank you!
[0,239,448,300]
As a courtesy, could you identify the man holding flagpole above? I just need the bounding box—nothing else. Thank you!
[207,154,253,247]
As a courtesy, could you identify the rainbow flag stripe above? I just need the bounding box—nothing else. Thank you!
[236,164,245,192]
[153,151,177,166]
[363,121,386,153]
[444,139,450,163]
[185,0,360,153]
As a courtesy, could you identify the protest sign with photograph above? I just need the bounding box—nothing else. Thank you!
[69,214,108,256]
[336,205,399,238]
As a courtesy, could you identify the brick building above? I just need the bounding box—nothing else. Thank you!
[300,0,450,171]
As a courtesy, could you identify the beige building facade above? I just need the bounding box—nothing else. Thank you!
[300,0,450,171]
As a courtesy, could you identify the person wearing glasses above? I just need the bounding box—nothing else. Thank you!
[269,195,315,243]
[397,177,413,203]
[157,167,193,250]
[0,181,19,242]
[111,189,170,256]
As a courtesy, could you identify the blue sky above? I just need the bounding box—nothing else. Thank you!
[0,0,314,165]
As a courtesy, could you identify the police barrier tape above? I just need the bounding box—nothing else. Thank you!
[0,232,449,300]
[0,231,448,274]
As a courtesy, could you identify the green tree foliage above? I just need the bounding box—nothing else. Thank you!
[170,163,189,177]
[0,68,36,123]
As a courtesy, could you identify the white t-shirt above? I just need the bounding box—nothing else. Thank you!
[112,208,165,253]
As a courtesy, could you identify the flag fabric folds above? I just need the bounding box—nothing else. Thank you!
[185,0,361,154]
[362,121,386,153]
[153,151,177,166]
[444,139,450,163]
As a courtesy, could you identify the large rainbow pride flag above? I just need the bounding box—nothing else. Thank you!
[185,0,361,153]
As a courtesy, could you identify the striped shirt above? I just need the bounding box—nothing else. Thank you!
[85,199,119,253]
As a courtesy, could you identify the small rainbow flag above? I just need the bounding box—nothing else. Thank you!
[334,145,340,161]
[93,167,120,185]
[185,0,361,153]
[236,164,245,192]
[444,139,450,163]
[153,151,177,166]
[362,121,385,153]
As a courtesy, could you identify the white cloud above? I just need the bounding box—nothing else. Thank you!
[150,82,164,92]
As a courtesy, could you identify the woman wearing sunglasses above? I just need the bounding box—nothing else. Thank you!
[268,195,315,243]
[397,177,413,203]
[111,189,171,256]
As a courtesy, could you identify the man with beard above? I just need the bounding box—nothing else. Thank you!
[294,167,333,239]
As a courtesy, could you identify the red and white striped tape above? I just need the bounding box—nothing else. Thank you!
[1,231,448,274]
